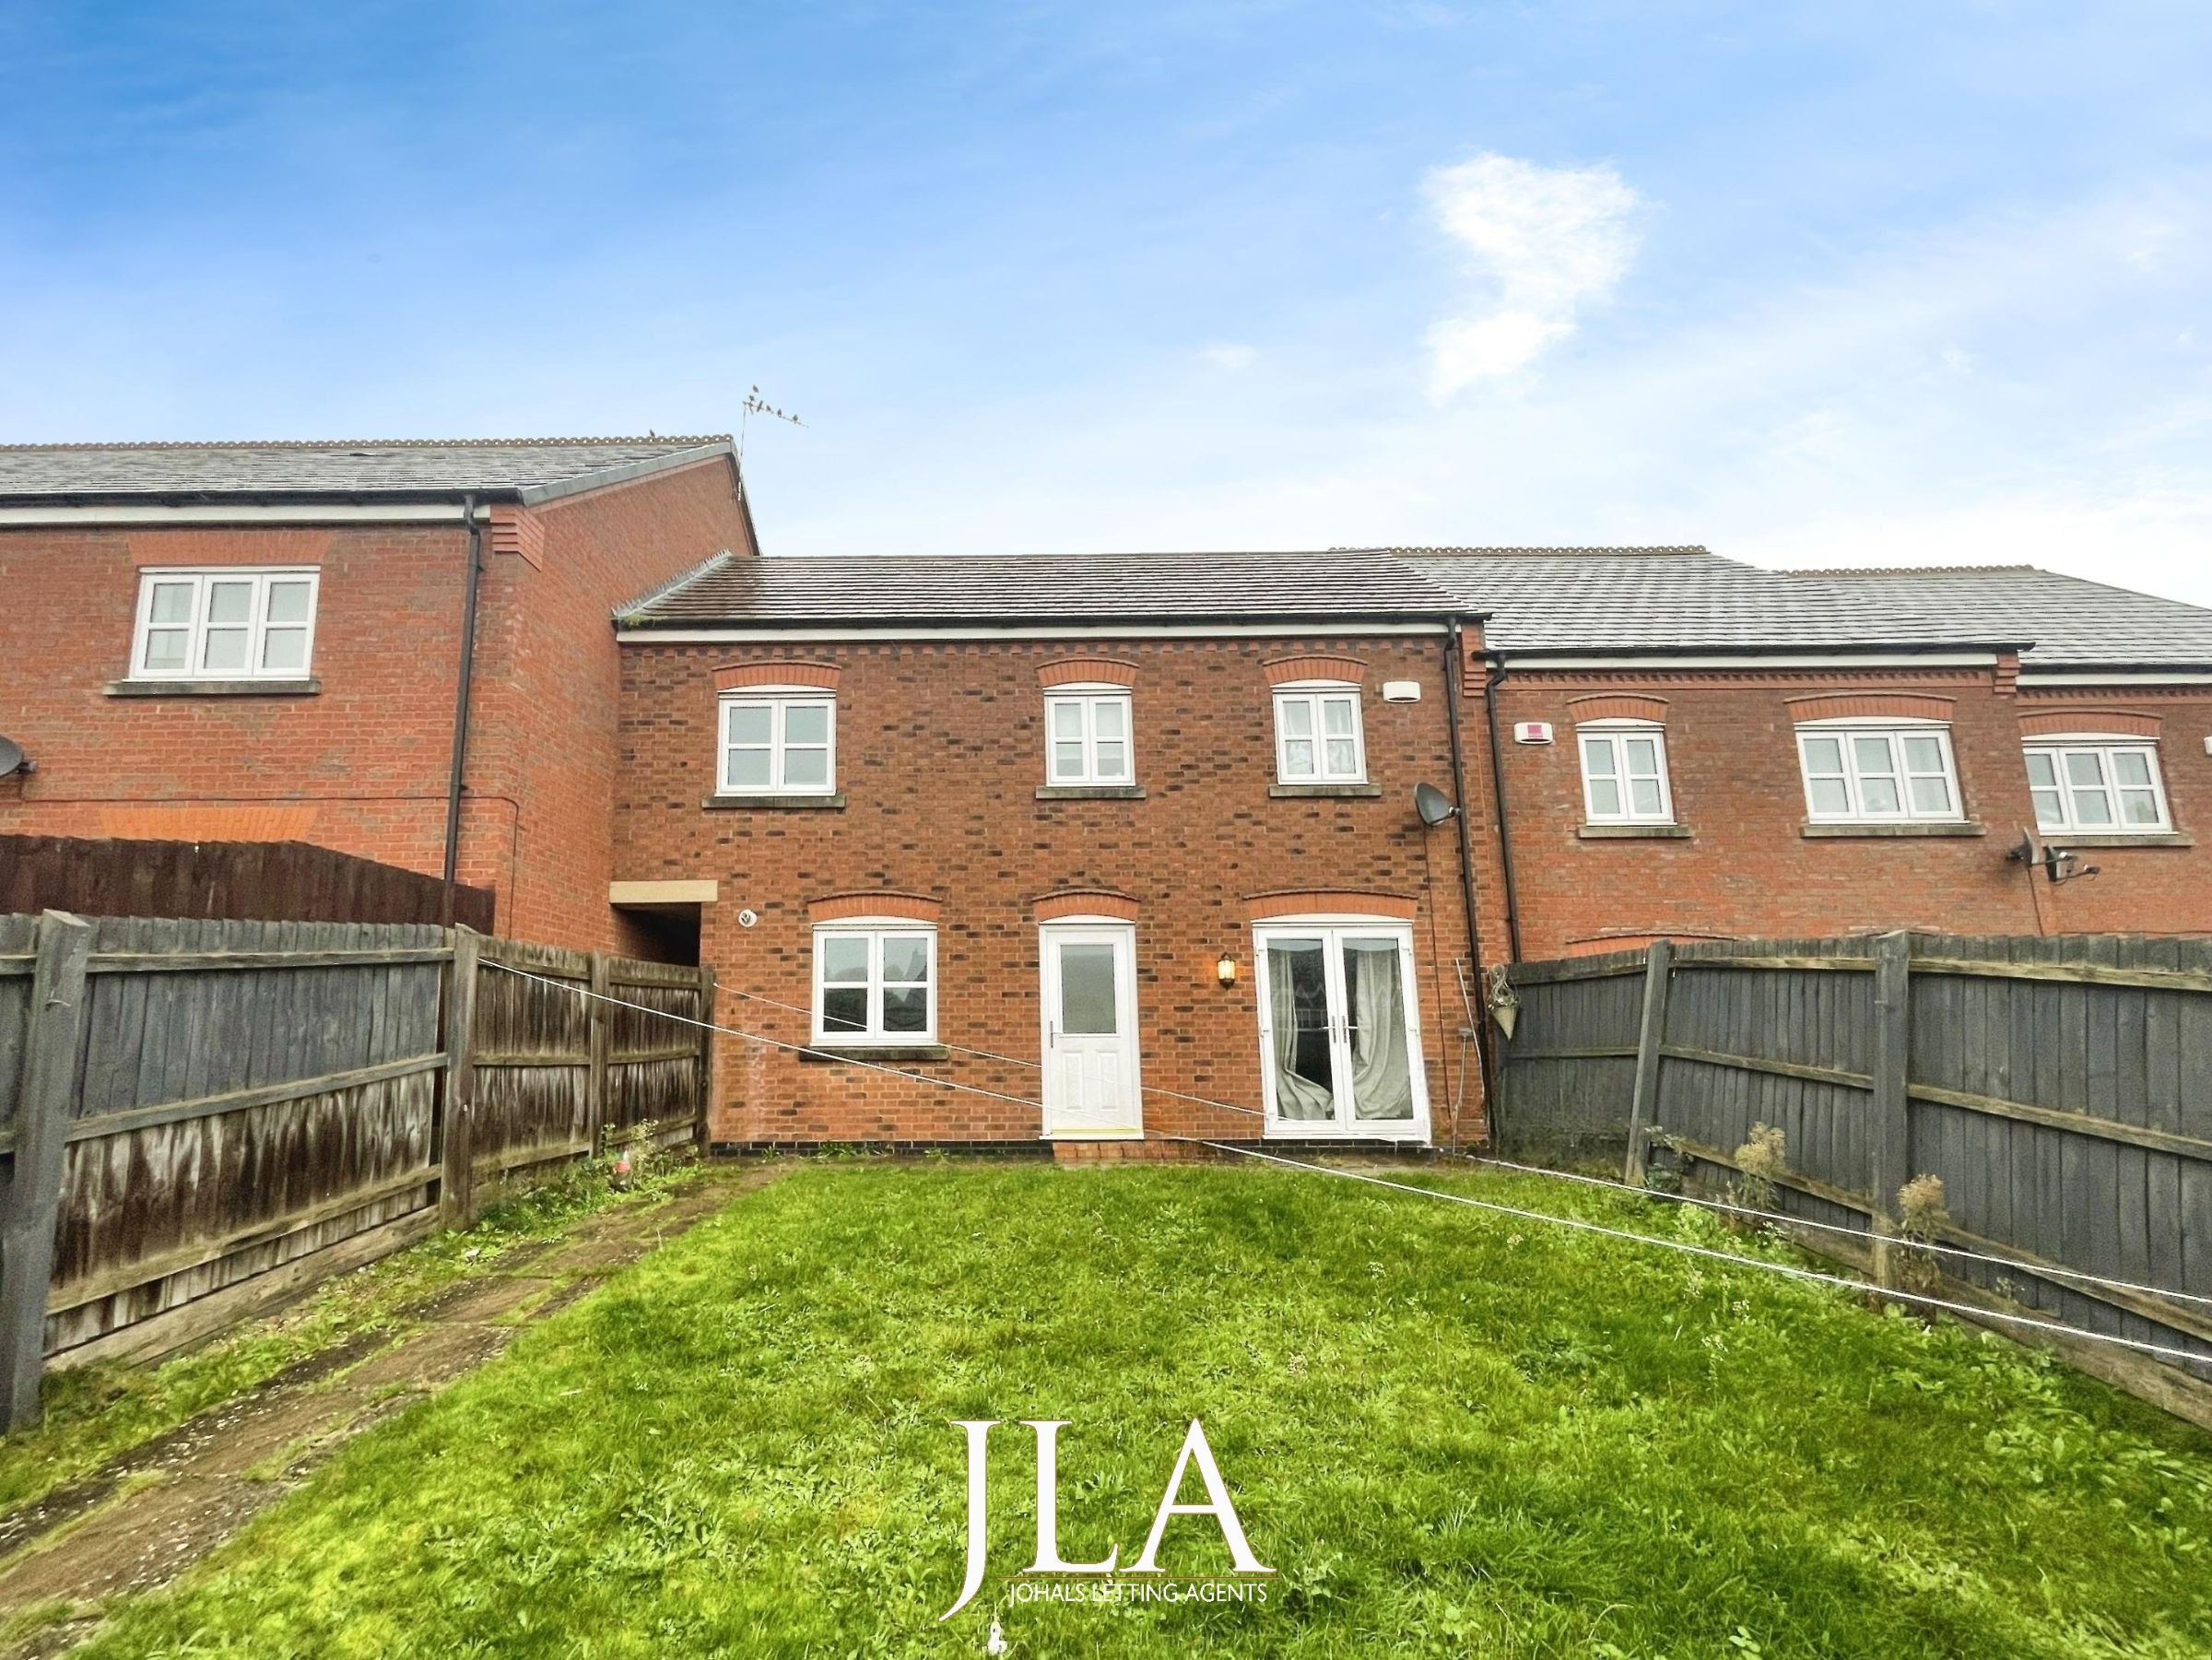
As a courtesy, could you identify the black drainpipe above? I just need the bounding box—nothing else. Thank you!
[1442,619,1487,1003]
[441,494,484,927]
[1479,654,1524,963]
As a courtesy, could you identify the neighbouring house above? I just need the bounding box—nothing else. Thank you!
[0,438,757,955]
[610,545,2212,1152]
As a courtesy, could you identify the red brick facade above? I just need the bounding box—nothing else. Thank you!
[0,457,752,953]
[615,636,1490,1148]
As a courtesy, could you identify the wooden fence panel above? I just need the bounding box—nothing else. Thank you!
[1499,930,2212,1411]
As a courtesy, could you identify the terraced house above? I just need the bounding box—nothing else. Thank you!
[5,438,2210,1152]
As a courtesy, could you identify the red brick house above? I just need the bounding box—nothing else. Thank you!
[0,438,757,954]
[611,545,2212,1151]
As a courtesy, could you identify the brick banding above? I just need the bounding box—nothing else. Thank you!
[807,891,944,923]
[1036,658,1138,689]
[1244,889,1418,921]
[1566,693,1669,724]
[1264,654,1368,687]
[2019,709,2161,738]
[714,661,841,692]
[1032,889,1141,922]
[1785,692,1955,724]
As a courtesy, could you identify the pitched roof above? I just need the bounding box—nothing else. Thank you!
[618,548,1471,626]
[1796,565,2212,670]
[0,437,735,505]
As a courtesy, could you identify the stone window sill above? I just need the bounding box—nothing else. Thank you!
[799,1043,949,1064]
[106,678,320,699]
[2042,831,2194,849]
[1800,820,1987,839]
[701,793,847,811]
[1269,783,1383,799]
[1035,784,1148,800]
[1579,823,1692,840]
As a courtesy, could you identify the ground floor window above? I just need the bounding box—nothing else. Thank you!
[1253,921,1427,1140]
[812,921,935,1043]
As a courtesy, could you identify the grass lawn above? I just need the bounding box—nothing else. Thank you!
[78,1160,2212,1659]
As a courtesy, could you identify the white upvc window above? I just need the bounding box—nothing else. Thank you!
[718,691,836,795]
[812,922,936,1045]
[2024,737,2171,832]
[1044,687,1134,784]
[1797,720,1963,823]
[1274,684,1366,783]
[1579,722,1675,823]
[131,568,319,680]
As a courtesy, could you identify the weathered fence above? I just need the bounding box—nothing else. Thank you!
[0,835,496,930]
[1498,933,2212,1421]
[0,912,711,1427]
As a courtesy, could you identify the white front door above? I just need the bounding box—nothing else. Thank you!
[1041,924,1143,1137]
[1253,922,1429,1141]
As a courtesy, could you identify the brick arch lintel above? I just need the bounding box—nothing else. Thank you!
[1032,889,1142,923]
[1785,692,1955,724]
[1243,889,1418,922]
[1566,693,1670,724]
[714,660,842,692]
[807,890,944,923]
[2018,709,2162,739]
[1037,658,1138,689]
[1264,654,1368,687]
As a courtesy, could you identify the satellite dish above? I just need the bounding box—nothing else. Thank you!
[2006,828,2039,865]
[0,736,24,778]
[1414,782,1459,827]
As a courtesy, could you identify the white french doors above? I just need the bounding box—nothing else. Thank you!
[1253,923,1428,1141]
[1040,923,1144,1137]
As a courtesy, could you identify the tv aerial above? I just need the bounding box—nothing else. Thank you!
[738,386,804,459]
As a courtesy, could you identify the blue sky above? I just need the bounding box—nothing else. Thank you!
[4,3,2209,601]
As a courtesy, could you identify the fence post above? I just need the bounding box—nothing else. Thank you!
[1622,940,1674,1185]
[0,911,93,1430]
[586,952,610,1159]
[694,965,716,1162]
[1869,930,1912,1288]
[440,926,481,1230]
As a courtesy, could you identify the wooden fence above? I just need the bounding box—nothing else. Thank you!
[1497,933,2212,1421]
[0,836,496,930]
[0,912,712,1428]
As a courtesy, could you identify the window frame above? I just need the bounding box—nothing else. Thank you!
[810,920,938,1046]
[1272,682,1368,784]
[716,689,838,796]
[2022,736,2172,833]
[1795,719,1965,824]
[1042,684,1135,786]
[129,566,321,682]
[1577,720,1676,824]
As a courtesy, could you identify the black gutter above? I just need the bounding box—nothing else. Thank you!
[1479,654,1523,963]
[441,495,484,927]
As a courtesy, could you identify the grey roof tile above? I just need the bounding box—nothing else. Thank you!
[0,437,734,502]
[1797,566,2212,669]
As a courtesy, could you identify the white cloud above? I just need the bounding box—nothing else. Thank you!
[1196,342,1257,371]
[1421,153,1641,395]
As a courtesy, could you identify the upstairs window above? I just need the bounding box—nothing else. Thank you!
[718,691,836,795]
[813,922,936,1045]
[1274,685,1366,783]
[1578,722,1674,823]
[2025,738,2171,832]
[1044,687,1134,785]
[1797,721,1962,823]
[132,568,319,680]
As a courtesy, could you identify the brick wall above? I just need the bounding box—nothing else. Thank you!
[615,636,1489,1148]
[1480,666,2212,957]
[0,458,752,953]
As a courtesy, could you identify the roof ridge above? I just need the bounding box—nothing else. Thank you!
[1797,564,2042,577]
[1344,545,1712,557]
[0,436,732,453]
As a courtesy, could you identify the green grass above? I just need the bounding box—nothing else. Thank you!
[0,1157,695,1522]
[77,1160,2212,1659]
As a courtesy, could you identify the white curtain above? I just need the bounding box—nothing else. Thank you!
[1268,945,1335,1121]
[1346,942,1414,1121]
